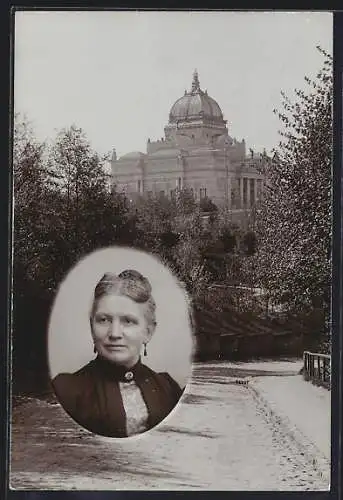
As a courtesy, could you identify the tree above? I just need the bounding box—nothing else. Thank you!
[128,190,205,291]
[199,196,218,213]
[13,114,49,283]
[131,194,174,238]
[173,187,197,215]
[255,47,332,349]
[241,231,257,256]
[46,125,131,273]
[12,121,130,393]
[12,114,53,392]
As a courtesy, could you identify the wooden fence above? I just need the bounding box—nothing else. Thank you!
[303,351,331,389]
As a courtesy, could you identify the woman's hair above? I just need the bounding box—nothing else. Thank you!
[91,269,157,333]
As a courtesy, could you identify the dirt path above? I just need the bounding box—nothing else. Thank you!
[10,362,329,490]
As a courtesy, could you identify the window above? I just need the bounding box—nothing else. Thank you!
[177,177,182,189]
[200,188,207,199]
[137,179,141,193]
[170,189,176,200]
[159,190,165,198]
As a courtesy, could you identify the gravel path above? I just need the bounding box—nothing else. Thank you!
[10,362,329,491]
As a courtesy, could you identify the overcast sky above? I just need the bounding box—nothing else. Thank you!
[14,11,332,158]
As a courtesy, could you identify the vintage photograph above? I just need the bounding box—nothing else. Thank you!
[48,247,192,438]
[11,10,332,490]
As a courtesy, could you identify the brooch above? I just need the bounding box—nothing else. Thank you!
[124,371,134,381]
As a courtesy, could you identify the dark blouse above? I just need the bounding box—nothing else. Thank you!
[52,357,184,438]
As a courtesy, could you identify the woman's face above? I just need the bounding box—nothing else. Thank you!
[91,294,152,368]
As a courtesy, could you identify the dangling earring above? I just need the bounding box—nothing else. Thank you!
[93,344,97,354]
[143,343,147,356]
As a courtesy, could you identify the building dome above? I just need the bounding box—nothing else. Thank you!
[169,70,224,123]
[149,147,181,158]
[119,151,145,161]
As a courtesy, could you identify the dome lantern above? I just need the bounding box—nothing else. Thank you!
[191,68,200,93]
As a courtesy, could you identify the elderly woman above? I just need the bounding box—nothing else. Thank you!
[52,269,184,438]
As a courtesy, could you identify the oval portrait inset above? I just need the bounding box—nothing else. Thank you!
[48,247,194,438]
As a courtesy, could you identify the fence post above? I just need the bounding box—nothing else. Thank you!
[317,355,320,381]
[302,351,331,389]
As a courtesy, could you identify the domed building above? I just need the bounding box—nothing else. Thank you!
[111,70,265,210]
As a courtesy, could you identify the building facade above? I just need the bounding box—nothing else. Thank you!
[111,70,265,209]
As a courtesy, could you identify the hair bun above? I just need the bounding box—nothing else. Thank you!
[118,269,152,294]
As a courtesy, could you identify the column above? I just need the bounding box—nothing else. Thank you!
[240,177,244,208]
[227,176,232,209]
[254,178,257,205]
[247,177,251,208]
